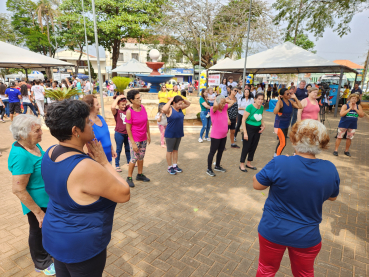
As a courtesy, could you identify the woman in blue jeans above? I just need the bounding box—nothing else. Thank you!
[199,89,211,143]
[0,84,10,117]
[20,85,38,116]
[111,95,131,172]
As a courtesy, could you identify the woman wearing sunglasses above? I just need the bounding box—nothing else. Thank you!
[273,88,302,156]
[111,95,131,172]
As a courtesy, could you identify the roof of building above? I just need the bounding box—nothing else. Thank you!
[333,60,364,69]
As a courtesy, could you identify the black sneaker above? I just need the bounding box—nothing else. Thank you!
[206,169,216,177]
[344,151,351,157]
[231,144,240,149]
[214,166,226,172]
[333,151,338,156]
[167,167,176,175]
[126,177,135,187]
[173,166,182,173]
[136,174,150,182]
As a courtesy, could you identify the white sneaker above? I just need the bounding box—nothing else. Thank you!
[207,138,211,142]
[198,138,203,143]
[234,137,237,142]
[206,113,210,118]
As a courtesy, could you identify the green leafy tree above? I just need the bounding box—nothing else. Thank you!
[272,0,369,40]
[0,13,17,44]
[85,63,97,80]
[286,33,315,52]
[58,0,94,75]
[92,0,166,77]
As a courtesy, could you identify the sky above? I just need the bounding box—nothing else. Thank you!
[1,0,368,65]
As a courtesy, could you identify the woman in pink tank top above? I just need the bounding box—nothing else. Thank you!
[298,87,320,121]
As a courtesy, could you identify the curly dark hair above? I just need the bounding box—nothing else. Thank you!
[126,89,140,103]
[45,100,90,142]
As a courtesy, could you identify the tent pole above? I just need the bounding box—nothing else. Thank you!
[242,0,253,93]
[334,67,344,117]
[81,0,92,93]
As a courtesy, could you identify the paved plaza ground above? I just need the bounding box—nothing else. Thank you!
[0,110,368,277]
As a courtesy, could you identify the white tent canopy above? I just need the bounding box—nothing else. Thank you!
[209,42,357,74]
[111,58,151,74]
[0,41,73,68]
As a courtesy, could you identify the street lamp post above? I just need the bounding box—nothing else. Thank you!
[81,0,92,93]
[91,0,105,118]
[198,5,202,96]
[242,0,253,93]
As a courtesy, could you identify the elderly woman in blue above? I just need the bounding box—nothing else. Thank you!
[8,114,55,276]
[253,119,340,277]
[83,94,117,162]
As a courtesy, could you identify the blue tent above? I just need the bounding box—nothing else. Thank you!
[77,73,89,80]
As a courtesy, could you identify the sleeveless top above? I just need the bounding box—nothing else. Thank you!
[274,99,293,129]
[165,106,184,138]
[338,104,359,129]
[227,97,238,120]
[301,99,320,121]
[92,115,112,162]
[41,146,117,263]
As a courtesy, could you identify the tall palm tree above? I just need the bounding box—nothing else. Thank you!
[36,0,59,57]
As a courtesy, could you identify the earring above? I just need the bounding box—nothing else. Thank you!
[77,134,80,138]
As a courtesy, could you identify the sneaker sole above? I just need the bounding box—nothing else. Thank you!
[167,171,176,175]
[206,172,216,177]
[214,169,226,172]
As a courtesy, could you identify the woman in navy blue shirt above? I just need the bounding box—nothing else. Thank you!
[333,93,364,157]
[83,95,117,162]
[253,119,340,277]
[162,95,191,175]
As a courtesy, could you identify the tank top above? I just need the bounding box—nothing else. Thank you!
[338,104,359,129]
[274,99,293,129]
[301,99,320,120]
[165,106,184,138]
[92,115,112,162]
[41,146,117,263]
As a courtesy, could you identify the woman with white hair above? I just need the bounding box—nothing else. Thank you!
[253,119,340,277]
[8,114,55,275]
[206,95,234,177]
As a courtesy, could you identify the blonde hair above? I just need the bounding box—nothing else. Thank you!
[290,119,329,155]
[307,87,318,94]
[348,93,359,101]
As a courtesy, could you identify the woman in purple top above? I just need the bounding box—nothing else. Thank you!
[111,95,131,172]
[125,90,151,188]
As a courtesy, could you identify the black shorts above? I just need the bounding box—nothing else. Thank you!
[228,119,236,130]
[9,102,21,114]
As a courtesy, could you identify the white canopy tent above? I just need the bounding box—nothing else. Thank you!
[0,41,73,68]
[111,58,151,74]
[209,42,356,74]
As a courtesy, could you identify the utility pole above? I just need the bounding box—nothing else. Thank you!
[81,0,92,92]
[242,0,253,93]
[361,49,369,93]
[198,5,202,96]
[91,0,105,118]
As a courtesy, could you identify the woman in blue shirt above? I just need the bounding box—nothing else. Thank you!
[42,100,130,276]
[273,88,301,156]
[83,95,117,162]
[253,119,340,277]
[333,93,364,157]
[8,115,55,275]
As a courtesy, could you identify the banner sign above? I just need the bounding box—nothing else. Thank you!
[208,74,220,86]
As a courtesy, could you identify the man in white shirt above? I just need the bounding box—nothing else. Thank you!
[83,80,91,94]
[227,76,238,88]
[31,79,45,116]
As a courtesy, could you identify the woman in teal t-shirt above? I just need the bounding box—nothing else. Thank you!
[8,114,54,275]
[198,89,211,142]
[239,93,265,172]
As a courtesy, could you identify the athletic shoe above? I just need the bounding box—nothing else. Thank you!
[167,167,176,174]
[206,169,216,177]
[231,144,240,149]
[35,263,55,276]
[136,173,150,182]
[198,138,203,143]
[173,166,182,173]
[206,113,210,118]
[234,137,237,142]
[126,177,135,187]
[206,138,211,142]
[344,151,351,157]
[214,166,226,172]
[333,151,338,156]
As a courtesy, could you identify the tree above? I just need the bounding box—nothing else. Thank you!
[45,87,82,100]
[286,33,315,52]
[58,0,94,75]
[92,0,166,77]
[0,13,17,44]
[273,0,369,40]
[153,0,281,70]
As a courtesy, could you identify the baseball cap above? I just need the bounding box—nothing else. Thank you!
[9,81,16,87]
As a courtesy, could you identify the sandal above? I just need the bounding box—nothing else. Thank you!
[246,165,257,170]
[116,167,122,172]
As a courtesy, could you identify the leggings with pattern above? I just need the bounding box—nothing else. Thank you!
[129,140,147,163]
